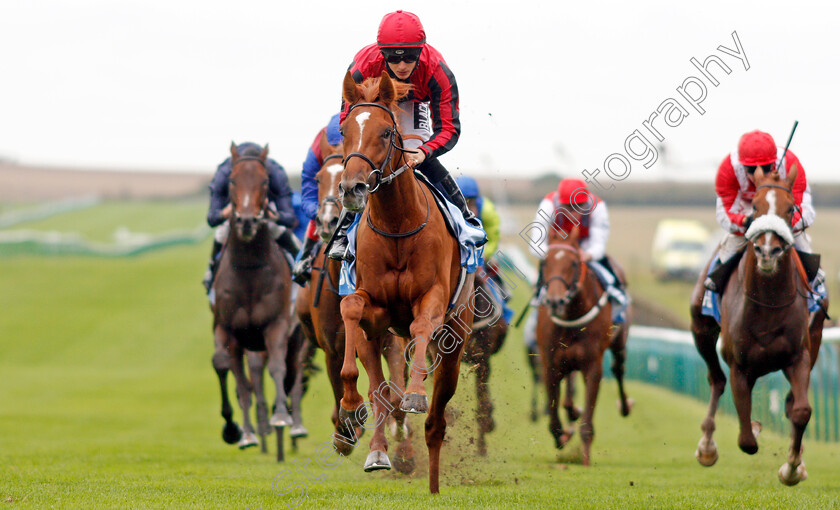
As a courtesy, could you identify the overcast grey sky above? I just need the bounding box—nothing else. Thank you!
[2,0,839,182]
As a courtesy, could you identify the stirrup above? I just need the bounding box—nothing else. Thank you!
[703,277,717,293]
[328,236,348,261]
[291,257,313,285]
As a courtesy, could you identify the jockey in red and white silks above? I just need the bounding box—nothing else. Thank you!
[714,129,814,264]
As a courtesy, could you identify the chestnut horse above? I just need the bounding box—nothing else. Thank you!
[337,71,474,494]
[211,143,302,456]
[294,144,416,473]
[536,227,632,466]
[690,166,828,485]
[461,270,508,456]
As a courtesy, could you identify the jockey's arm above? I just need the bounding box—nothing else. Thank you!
[207,160,231,227]
[714,156,747,233]
[300,146,322,221]
[787,152,814,231]
[480,197,501,257]
[527,198,554,259]
[267,161,297,229]
[420,64,460,161]
[581,201,609,260]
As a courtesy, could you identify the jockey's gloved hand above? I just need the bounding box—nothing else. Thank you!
[742,213,754,231]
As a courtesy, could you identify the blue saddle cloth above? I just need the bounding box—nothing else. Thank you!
[339,172,487,296]
[701,255,826,325]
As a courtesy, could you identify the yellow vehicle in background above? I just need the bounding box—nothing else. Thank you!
[651,219,711,281]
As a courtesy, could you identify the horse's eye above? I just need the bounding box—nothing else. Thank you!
[230,179,236,186]
[382,128,392,139]
[262,179,269,187]
[339,128,344,137]
[788,206,795,215]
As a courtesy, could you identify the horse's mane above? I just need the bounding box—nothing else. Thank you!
[355,76,412,111]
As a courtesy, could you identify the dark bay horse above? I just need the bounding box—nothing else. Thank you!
[690,166,828,485]
[294,144,416,473]
[461,270,508,456]
[536,227,632,466]
[210,143,303,457]
[337,71,474,493]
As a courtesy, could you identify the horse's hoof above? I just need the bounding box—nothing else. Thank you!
[338,406,367,428]
[751,420,762,439]
[695,437,718,467]
[290,424,309,438]
[567,406,583,422]
[363,450,392,472]
[556,429,574,450]
[333,434,355,456]
[400,393,428,414]
[222,422,242,445]
[238,431,259,450]
[270,410,294,428]
[779,461,807,486]
[618,398,634,417]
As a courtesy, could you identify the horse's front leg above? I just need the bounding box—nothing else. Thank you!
[779,351,812,485]
[246,350,271,453]
[729,364,759,455]
[580,359,603,466]
[288,329,311,439]
[212,325,241,445]
[383,335,415,474]
[403,288,448,414]
[562,370,582,422]
[228,340,258,449]
[265,317,293,428]
[338,291,371,425]
[355,332,393,472]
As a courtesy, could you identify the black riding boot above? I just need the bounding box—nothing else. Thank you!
[438,174,483,230]
[202,240,223,292]
[328,210,356,261]
[292,235,319,285]
[703,250,744,293]
[276,227,302,258]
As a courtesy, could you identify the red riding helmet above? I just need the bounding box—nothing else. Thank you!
[738,130,777,166]
[377,10,426,48]
[558,178,589,205]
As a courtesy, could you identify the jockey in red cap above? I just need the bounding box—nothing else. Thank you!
[328,10,480,260]
[522,178,627,333]
[704,129,819,292]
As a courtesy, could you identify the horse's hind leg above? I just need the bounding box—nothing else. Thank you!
[610,324,633,416]
[289,329,310,439]
[546,367,572,450]
[779,353,812,485]
[426,347,465,494]
[562,371,582,423]
[474,348,495,456]
[247,350,271,453]
[691,294,725,466]
[729,365,758,455]
[212,326,241,445]
[580,360,603,467]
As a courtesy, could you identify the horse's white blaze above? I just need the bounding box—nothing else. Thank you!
[763,232,772,249]
[324,163,342,218]
[766,189,777,218]
[554,251,565,261]
[243,194,251,209]
[355,112,371,150]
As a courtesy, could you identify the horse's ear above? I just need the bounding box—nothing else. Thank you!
[378,71,396,105]
[230,141,239,159]
[260,143,269,161]
[753,165,766,182]
[343,71,359,105]
[785,163,798,189]
[568,224,580,244]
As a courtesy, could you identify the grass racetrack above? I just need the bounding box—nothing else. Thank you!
[2,201,840,509]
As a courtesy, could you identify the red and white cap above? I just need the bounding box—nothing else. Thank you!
[377,10,426,48]
[738,130,777,166]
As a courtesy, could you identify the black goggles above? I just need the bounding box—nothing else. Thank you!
[744,163,775,175]
[382,50,420,64]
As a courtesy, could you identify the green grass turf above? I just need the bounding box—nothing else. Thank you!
[2,201,840,508]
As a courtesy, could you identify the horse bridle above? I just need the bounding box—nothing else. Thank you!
[343,102,416,194]
[539,245,584,307]
[343,101,430,238]
[752,182,801,243]
[229,156,269,221]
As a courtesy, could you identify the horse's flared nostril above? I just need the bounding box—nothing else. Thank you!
[328,217,339,232]
[353,182,367,196]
